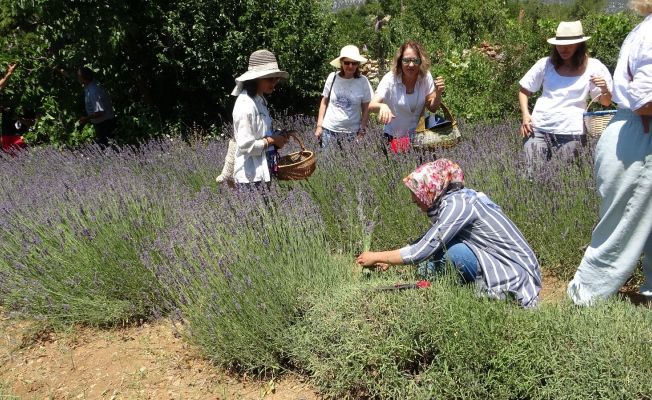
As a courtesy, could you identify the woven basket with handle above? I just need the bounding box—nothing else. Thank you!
[413,102,461,149]
[276,131,317,181]
[583,94,617,138]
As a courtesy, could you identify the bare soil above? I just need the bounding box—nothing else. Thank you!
[0,314,317,400]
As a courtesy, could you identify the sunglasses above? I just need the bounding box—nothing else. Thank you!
[342,60,360,66]
[262,76,281,82]
[401,57,422,65]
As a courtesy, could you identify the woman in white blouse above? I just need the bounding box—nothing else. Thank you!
[230,49,289,185]
[519,21,613,166]
[568,1,652,305]
[369,40,445,152]
[314,45,374,148]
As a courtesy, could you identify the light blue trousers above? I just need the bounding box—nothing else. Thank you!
[568,109,652,304]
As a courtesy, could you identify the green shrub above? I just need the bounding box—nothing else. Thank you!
[291,276,652,399]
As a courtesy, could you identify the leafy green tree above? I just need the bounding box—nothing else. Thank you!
[0,0,333,145]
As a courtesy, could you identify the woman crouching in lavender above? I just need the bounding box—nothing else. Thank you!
[356,159,542,308]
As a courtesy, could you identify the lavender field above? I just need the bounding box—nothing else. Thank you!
[1,120,651,398]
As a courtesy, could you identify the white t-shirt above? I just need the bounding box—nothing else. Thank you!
[321,72,374,133]
[519,57,613,135]
[375,71,435,137]
[612,13,652,111]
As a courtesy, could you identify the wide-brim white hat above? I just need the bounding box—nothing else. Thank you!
[547,21,590,45]
[231,49,289,96]
[330,45,368,68]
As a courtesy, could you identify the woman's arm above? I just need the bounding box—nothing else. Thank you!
[0,63,17,91]
[590,75,612,106]
[359,101,370,135]
[518,87,533,138]
[357,249,404,267]
[314,96,329,139]
[357,195,475,269]
[425,76,445,113]
[369,94,395,124]
[635,102,652,133]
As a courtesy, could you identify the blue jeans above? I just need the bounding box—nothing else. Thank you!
[417,238,479,283]
[320,128,356,149]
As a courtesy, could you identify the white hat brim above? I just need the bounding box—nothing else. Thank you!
[547,36,590,45]
[235,70,289,82]
[330,55,368,68]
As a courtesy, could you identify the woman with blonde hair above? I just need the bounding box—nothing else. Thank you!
[567,1,652,304]
[314,45,374,148]
[369,40,445,152]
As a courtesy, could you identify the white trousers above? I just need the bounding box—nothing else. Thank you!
[568,109,652,305]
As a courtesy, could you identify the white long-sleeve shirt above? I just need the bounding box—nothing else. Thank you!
[612,13,652,111]
[232,93,272,183]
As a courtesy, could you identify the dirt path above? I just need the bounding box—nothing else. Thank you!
[0,315,317,400]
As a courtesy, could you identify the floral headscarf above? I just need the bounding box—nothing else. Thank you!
[403,159,465,209]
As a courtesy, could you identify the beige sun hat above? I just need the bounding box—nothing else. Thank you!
[547,21,591,45]
[231,49,289,96]
[330,45,368,68]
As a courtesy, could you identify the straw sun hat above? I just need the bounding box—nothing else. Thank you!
[231,49,289,96]
[330,45,368,68]
[547,21,591,45]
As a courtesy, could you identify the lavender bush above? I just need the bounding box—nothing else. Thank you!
[0,118,620,387]
[143,186,353,373]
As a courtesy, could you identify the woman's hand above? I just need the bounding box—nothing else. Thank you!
[590,75,609,95]
[356,251,378,267]
[314,126,323,140]
[377,104,395,124]
[434,76,445,95]
[268,134,288,149]
[520,114,533,138]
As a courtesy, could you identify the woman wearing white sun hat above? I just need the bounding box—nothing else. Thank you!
[568,0,652,305]
[218,49,290,186]
[314,45,374,148]
[518,21,613,168]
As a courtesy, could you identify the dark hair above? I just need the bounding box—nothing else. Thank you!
[242,79,259,98]
[392,40,430,78]
[338,65,361,78]
[550,42,588,70]
[77,66,95,81]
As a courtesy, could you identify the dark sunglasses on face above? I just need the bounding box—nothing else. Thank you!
[401,57,422,65]
[342,60,360,66]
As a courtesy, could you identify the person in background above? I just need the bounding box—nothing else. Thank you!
[314,45,374,148]
[230,49,289,186]
[518,21,612,169]
[356,159,541,308]
[77,66,117,146]
[567,1,652,305]
[369,40,445,152]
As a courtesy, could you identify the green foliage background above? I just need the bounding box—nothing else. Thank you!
[0,0,332,145]
[0,0,643,145]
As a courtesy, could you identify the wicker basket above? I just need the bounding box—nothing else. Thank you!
[276,131,316,181]
[413,103,461,149]
[583,95,616,137]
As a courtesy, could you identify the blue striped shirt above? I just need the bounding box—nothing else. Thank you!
[399,189,541,307]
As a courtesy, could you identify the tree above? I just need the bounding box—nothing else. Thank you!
[0,0,333,145]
